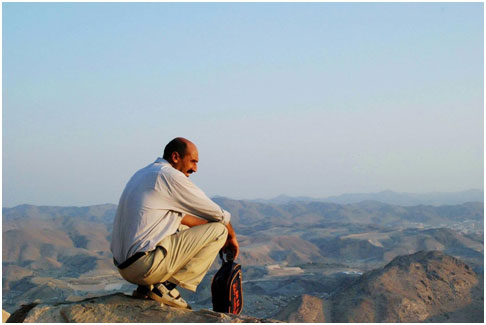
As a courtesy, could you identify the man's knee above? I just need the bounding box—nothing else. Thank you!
[214,221,228,236]
[207,222,228,242]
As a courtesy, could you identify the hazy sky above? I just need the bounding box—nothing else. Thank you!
[2,2,484,207]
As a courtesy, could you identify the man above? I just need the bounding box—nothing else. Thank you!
[111,137,239,309]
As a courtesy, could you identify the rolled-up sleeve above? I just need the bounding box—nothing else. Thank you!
[164,171,231,225]
[221,209,231,225]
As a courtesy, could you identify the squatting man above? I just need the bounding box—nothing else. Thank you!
[111,137,239,309]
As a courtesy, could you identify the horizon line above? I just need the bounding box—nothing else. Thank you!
[3,188,484,209]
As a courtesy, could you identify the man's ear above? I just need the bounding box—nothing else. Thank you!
[171,151,180,163]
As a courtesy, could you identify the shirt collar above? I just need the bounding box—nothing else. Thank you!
[155,157,170,164]
[155,157,188,177]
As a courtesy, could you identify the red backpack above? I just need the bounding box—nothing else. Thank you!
[211,251,243,315]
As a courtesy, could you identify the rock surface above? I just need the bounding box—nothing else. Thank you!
[331,250,482,322]
[7,293,280,323]
[273,294,326,322]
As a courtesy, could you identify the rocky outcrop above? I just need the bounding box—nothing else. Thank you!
[273,251,483,323]
[273,294,326,322]
[331,250,482,322]
[7,293,280,323]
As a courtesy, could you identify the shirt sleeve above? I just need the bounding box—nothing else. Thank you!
[163,171,231,225]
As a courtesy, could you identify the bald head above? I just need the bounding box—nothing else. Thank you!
[163,137,199,177]
[163,137,189,159]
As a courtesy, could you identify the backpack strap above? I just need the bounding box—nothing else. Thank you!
[219,249,226,263]
[219,249,235,263]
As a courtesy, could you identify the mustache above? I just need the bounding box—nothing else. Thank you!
[187,169,195,174]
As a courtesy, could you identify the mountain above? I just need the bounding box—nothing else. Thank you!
[2,211,114,277]
[252,189,484,206]
[273,251,483,323]
[2,203,117,223]
[2,204,120,312]
[2,200,483,319]
[311,227,483,267]
[214,197,483,233]
[331,250,483,322]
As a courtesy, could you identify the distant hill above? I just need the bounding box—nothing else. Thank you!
[2,204,118,311]
[251,189,484,206]
[2,203,116,224]
[213,197,483,231]
[3,200,483,271]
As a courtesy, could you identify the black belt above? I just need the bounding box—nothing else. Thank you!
[114,252,147,269]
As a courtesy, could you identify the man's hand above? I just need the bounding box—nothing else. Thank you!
[223,236,239,261]
[223,222,239,260]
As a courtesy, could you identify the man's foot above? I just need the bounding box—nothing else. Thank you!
[148,282,191,309]
[132,285,151,299]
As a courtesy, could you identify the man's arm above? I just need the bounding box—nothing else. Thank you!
[181,214,239,260]
[167,173,231,225]
[181,214,209,227]
[223,221,239,260]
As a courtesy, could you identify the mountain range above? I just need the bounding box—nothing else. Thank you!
[2,192,484,320]
[249,189,484,206]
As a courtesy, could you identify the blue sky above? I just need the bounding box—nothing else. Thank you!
[2,2,484,207]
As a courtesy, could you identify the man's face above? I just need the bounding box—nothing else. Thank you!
[171,143,199,177]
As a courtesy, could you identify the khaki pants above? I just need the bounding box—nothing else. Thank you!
[119,222,228,292]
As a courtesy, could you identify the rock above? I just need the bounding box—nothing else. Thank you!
[7,293,281,323]
[273,294,326,322]
[3,310,11,322]
[331,250,482,322]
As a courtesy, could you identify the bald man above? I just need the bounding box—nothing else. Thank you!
[111,137,238,309]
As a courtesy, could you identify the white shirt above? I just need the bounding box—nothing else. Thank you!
[110,157,231,264]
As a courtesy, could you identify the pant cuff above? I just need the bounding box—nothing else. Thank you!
[168,276,197,292]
